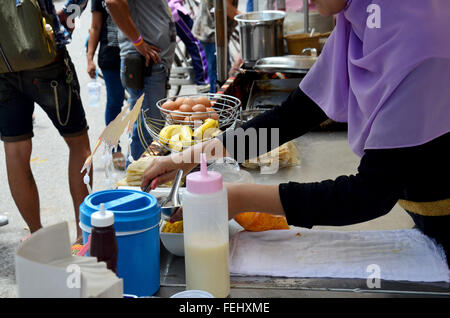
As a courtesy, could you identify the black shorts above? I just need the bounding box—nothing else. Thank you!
[0,50,88,142]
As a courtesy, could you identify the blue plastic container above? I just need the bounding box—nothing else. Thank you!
[79,189,161,297]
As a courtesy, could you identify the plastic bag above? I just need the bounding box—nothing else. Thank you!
[242,141,300,174]
[208,157,254,184]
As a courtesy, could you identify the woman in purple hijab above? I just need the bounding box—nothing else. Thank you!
[142,0,450,263]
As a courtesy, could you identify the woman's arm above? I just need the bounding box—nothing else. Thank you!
[218,87,328,163]
[225,149,404,225]
[87,11,102,79]
[140,87,328,189]
[226,183,286,218]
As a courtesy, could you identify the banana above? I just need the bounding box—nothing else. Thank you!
[168,133,183,152]
[210,127,223,138]
[179,125,193,147]
[159,124,193,150]
[159,125,183,144]
[193,119,219,141]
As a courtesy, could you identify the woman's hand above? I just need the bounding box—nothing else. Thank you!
[87,60,97,79]
[140,154,197,191]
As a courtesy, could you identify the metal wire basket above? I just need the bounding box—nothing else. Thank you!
[142,93,241,153]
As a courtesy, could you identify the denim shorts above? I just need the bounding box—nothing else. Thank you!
[0,50,88,142]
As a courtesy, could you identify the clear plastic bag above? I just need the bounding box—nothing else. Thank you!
[242,141,300,174]
[208,157,254,184]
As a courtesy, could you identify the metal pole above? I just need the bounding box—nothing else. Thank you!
[215,0,227,85]
[303,0,309,33]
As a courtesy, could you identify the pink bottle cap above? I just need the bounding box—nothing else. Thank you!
[186,154,223,194]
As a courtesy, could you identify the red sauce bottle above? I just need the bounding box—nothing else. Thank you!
[89,203,118,273]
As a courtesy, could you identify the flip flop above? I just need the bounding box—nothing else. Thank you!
[71,236,84,255]
[21,233,31,243]
[112,152,126,171]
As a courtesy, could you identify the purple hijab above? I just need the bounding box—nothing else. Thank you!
[300,0,450,157]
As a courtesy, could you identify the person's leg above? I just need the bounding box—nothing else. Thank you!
[0,73,39,233]
[64,133,92,239]
[101,67,126,169]
[29,50,92,240]
[120,57,145,167]
[130,63,168,160]
[176,12,209,85]
[4,139,41,233]
[201,41,217,93]
[101,68,125,129]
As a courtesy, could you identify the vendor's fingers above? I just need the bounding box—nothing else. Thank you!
[141,170,176,190]
[170,207,183,223]
[141,158,171,185]
[154,170,178,188]
[150,178,159,190]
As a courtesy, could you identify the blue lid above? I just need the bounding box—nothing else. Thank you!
[79,189,160,232]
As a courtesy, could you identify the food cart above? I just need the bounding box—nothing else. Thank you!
[153,1,449,298]
[154,70,450,298]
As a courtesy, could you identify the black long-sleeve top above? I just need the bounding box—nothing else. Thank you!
[218,87,450,258]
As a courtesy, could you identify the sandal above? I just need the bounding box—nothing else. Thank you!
[20,233,31,243]
[112,152,126,171]
[71,236,84,255]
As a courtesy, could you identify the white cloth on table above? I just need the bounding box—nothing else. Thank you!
[229,227,449,283]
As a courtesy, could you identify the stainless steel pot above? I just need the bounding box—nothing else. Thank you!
[234,11,286,63]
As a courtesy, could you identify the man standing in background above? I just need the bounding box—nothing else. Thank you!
[105,0,176,162]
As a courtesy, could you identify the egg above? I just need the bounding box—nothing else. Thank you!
[179,104,193,113]
[183,98,195,107]
[191,112,208,120]
[170,111,185,121]
[175,97,185,107]
[161,100,179,111]
[192,104,207,113]
[206,108,219,120]
[195,96,211,108]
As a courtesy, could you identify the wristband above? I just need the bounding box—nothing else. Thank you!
[133,35,144,47]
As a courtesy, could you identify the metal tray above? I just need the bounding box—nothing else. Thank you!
[241,78,301,122]
[254,55,317,73]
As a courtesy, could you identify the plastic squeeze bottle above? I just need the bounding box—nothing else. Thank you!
[182,153,230,297]
[90,203,118,273]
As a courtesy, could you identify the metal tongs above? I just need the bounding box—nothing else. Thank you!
[157,169,183,221]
